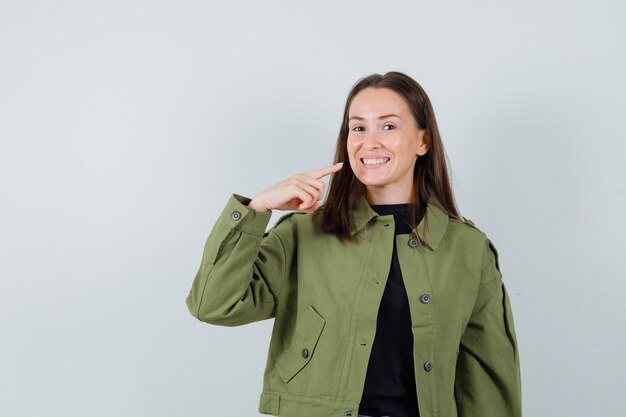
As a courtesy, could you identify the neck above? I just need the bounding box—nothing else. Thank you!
[365,186,415,205]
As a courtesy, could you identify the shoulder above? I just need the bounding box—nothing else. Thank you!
[266,209,338,254]
[450,215,501,274]
[272,211,306,228]
[447,215,490,241]
[265,209,312,240]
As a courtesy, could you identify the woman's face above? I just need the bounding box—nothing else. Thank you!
[347,87,429,204]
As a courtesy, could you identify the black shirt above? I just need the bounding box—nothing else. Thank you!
[358,203,424,417]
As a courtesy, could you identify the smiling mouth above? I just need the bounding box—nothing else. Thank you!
[361,157,390,167]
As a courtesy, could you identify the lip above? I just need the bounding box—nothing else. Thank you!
[360,156,391,169]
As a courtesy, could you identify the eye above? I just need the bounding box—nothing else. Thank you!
[352,126,364,132]
[383,124,396,131]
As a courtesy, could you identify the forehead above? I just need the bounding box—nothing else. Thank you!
[348,87,410,118]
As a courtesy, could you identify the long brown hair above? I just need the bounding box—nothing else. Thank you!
[320,71,463,242]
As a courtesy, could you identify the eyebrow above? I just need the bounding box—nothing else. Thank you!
[348,114,401,121]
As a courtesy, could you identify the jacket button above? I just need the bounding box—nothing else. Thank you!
[424,361,433,372]
[408,237,418,248]
[420,293,431,304]
[301,348,309,359]
[231,210,241,221]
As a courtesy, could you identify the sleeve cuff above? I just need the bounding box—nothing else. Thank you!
[217,193,273,237]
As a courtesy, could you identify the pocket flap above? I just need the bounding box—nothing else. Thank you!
[276,305,326,383]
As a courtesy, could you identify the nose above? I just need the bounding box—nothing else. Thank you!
[362,130,382,150]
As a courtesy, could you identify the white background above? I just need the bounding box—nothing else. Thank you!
[1,1,625,416]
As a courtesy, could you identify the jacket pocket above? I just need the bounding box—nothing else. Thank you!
[275,305,326,384]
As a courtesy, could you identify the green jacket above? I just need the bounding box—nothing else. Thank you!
[185,192,522,417]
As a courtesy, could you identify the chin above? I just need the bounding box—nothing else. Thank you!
[357,178,388,187]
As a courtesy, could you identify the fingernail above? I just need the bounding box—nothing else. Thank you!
[337,162,344,165]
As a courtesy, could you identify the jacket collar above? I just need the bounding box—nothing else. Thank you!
[350,193,449,250]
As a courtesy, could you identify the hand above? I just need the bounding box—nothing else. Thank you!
[248,162,344,213]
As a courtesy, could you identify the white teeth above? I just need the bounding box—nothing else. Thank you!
[362,158,390,165]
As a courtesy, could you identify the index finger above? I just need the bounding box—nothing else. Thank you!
[304,162,344,179]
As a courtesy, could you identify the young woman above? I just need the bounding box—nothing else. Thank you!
[186,71,522,417]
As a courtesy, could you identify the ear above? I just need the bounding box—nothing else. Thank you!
[416,129,429,156]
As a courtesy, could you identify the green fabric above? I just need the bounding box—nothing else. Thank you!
[186,193,522,417]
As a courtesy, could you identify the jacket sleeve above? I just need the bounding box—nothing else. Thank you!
[455,237,522,417]
[185,193,289,327]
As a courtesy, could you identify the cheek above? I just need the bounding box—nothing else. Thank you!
[346,137,357,155]
[392,139,414,158]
